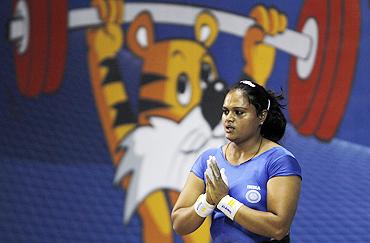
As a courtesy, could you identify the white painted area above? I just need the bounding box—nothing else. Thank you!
[297,18,319,79]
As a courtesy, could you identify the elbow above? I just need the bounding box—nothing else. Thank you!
[171,216,182,235]
[172,223,187,235]
[171,210,185,235]
[171,210,195,235]
[171,211,179,233]
[172,220,189,235]
[271,226,290,241]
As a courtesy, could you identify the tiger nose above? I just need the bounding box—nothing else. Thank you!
[200,79,227,130]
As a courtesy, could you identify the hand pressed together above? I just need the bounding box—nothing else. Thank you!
[205,159,229,205]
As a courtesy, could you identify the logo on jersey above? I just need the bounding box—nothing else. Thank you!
[246,185,261,203]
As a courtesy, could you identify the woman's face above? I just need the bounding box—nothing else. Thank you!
[222,89,261,143]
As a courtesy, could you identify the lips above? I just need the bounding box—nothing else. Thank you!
[224,124,235,133]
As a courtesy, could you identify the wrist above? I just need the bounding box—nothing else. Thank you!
[205,194,214,205]
[194,194,215,218]
[217,195,243,220]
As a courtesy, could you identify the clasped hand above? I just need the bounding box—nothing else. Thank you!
[205,156,229,205]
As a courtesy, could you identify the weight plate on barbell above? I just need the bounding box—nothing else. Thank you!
[288,0,330,135]
[315,0,360,140]
[294,0,342,136]
[13,0,48,97]
[43,0,68,94]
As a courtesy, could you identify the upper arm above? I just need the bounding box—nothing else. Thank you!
[172,172,205,212]
[266,176,301,227]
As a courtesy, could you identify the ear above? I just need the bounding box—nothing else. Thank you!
[259,110,268,125]
[194,11,219,47]
[127,11,155,58]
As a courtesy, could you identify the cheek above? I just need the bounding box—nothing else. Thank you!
[240,118,258,129]
[221,115,226,122]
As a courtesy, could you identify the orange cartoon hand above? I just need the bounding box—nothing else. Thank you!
[243,5,288,86]
[88,0,124,58]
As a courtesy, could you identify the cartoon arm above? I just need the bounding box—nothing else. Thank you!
[86,0,136,165]
[242,5,288,86]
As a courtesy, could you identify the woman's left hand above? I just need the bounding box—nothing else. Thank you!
[205,160,229,205]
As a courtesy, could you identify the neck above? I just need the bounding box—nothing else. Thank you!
[226,136,263,165]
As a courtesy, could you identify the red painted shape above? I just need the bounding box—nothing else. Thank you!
[288,0,329,134]
[316,0,361,140]
[26,0,48,97]
[298,0,342,135]
[43,0,68,94]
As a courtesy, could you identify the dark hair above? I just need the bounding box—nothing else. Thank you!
[228,80,287,142]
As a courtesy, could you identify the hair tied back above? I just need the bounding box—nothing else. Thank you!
[240,80,256,87]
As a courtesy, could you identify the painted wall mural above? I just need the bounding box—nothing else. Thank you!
[1,0,369,242]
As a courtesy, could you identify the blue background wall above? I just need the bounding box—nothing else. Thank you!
[1,0,369,242]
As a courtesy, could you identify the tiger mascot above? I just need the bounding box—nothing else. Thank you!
[86,0,287,242]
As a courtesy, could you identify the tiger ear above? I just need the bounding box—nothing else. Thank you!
[127,11,155,57]
[194,11,219,47]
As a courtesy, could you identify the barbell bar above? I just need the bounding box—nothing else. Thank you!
[9,1,316,95]
[9,0,360,141]
[11,2,314,59]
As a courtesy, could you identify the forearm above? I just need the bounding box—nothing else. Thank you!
[171,206,206,235]
[215,194,290,240]
[234,206,289,240]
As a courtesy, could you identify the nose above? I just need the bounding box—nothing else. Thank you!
[225,112,235,122]
[200,78,227,130]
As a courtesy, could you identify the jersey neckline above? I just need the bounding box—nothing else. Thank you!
[219,144,282,167]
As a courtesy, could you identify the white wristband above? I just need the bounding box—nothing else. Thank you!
[194,194,215,217]
[217,195,243,220]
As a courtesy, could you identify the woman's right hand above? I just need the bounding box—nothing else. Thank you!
[205,180,215,205]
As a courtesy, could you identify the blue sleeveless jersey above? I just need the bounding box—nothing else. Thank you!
[191,146,302,243]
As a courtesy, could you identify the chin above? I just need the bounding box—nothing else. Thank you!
[225,133,235,141]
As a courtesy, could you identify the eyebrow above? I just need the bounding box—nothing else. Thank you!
[222,106,249,110]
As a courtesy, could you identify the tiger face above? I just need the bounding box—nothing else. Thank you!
[126,12,224,128]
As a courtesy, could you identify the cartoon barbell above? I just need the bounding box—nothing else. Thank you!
[8,0,360,140]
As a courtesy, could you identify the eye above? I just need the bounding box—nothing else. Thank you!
[222,108,229,115]
[235,110,244,116]
[177,73,192,106]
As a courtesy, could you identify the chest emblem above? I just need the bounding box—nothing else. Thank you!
[245,185,261,203]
